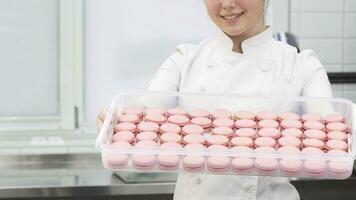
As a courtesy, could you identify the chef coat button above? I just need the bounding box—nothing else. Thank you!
[199,86,206,92]
[207,64,214,69]
[242,182,251,190]
[261,64,269,72]
[194,177,202,185]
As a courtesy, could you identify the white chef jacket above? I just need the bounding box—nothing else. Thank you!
[146,27,333,200]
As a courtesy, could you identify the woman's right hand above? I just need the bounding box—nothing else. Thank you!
[96,107,108,133]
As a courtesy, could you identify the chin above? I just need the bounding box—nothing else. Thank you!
[222,28,244,37]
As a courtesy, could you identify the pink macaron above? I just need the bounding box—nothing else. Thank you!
[191,117,212,131]
[182,124,204,135]
[112,131,135,143]
[132,140,158,170]
[182,144,206,172]
[254,146,278,175]
[324,113,345,123]
[160,132,182,144]
[302,147,327,177]
[235,119,257,129]
[235,128,257,139]
[230,146,254,174]
[301,113,323,122]
[189,109,210,118]
[211,108,232,119]
[326,122,347,132]
[258,120,279,129]
[206,135,229,146]
[167,115,190,127]
[157,142,181,170]
[136,131,158,142]
[183,134,206,145]
[105,141,131,168]
[231,137,254,148]
[213,118,234,128]
[256,111,278,121]
[144,113,166,125]
[234,111,256,120]
[207,145,231,172]
[278,112,301,121]
[281,128,303,138]
[327,131,348,141]
[145,107,166,116]
[123,106,144,117]
[258,128,281,139]
[302,138,325,149]
[167,107,187,116]
[327,150,351,179]
[278,136,301,148]
[159,123,181,134]
[255,137,276,148]
[280,119,303,130]
[325,140,348,152]
[278,146,302,176]
[118,114,140,124]
[137,121,159,133]
[115,122,136,132]
[303,121,325,131]
[304,130,326,141]
[211,127,234,138]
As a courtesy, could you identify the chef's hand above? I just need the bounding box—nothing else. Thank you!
[96,107,108,133]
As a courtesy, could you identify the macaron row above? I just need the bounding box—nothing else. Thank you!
[105,141,351,179]
[121,106,347,124]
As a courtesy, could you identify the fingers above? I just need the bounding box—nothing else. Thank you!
[97,107,108,133]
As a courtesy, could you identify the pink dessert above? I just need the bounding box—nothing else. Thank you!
[112,131,135,143]
[301,113,323,122]
[327,150,351,178]
[123,106,143,117]
[106,141,131,168]
[303,121,325,131]
[230,146,254,174]
[278,146,302,176]
[258,128,281,139]
[157,142,181,170]
[255,137,276,148]
[231,137,254,148]
[167,115,190,127]
[159,123,181,134]
[136,132,158,141]
[160,132,182,144]
[258,120,279,129]
[278,136,301,148]
[183,134,206,145]
[324,113,345,123]
[281,128,303,138]
[207,145,230,172]
[137,121,159,132]
[145,107,166,116]
[327,131,348,141]
[302,138,325,149]
[213,118,234,128]
[118,114,140,124]
[183,144,206,172]
[326,140,348,151]
[278,112,301,121]
[280,119,303,130]
[191,117,212,131]
[256,111,278,121]
[234,111,256,120]
[144,113,166,125]
[235,128,257,139]
[211,108,232,119]
[304,130,326,141]
[167,107,187,116]
[182,124,204,135]
[206,135,229,146]
[115,122,136,132]
[326,122,347,132]
[211,127,234,138]
[235,119,257,129]
[254,146,278,175]
[189,109,210,118]
[301,147,327,177]
[132,140,157,170]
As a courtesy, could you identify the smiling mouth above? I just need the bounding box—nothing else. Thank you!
[221,12,245,21]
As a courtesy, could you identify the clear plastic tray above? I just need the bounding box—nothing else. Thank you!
[96,91,355,179]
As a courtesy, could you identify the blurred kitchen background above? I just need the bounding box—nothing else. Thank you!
[0,0,356,199]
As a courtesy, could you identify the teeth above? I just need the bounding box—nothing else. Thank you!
[223,12,244,20]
